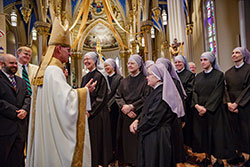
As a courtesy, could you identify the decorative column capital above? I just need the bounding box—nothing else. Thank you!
[34,21,51,36]
[20,7,32,24]
[71,51,82,59]
[130,40,139,54]
[162,40,169,49]
[186,23,194,35]
[141,20,153,33]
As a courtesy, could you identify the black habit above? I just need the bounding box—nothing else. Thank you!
[171,78,186,163]
[107,73,123,158]
[177,69,195,146]
[137,85,176,167]
[115,72,151,164]
[81,69,112,167]
[192,69,234,159]
[0,70,31,167]
[225,63,250,154]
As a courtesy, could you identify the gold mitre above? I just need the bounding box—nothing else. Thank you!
[32,17,70,86]
[48,18,70,47]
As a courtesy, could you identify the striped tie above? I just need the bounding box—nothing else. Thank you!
[22,65,32,95]
[9,76,16,91]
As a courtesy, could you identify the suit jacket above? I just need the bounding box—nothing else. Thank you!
[0,70,31,138]
[16,63,39,83]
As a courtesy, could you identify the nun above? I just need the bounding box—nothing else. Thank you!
[81,52,113,167]
[156,57,186,164]
[145,60,154,69]
[225,47,250,166]
[130,63,185,167]
[115,54,152,166]
[174,55,195,147]
[192,52,234,167]
[104,58,123,161]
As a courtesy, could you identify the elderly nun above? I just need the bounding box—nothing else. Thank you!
[156,57,187,164]
[115,54,151,166]
[130,63,185,167]
[225,47,250,166]
[192,52,234,166]
[81,52,113,167]
[104,58,123,161]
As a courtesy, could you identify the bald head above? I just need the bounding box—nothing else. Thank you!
[1,54,18,75]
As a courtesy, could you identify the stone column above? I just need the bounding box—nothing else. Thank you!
[168,0,188,57]
[161,40,170,59]
[120,50,129,77]
[130,40,139,55]
[141,20,153,61]
[34,21,51,63]
[76,52,83,87]
[239,0,247,48]
[186,23,193,61]
[71,51,83,87]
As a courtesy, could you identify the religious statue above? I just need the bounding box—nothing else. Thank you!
[168,38,184,62]
[96,37,105,63]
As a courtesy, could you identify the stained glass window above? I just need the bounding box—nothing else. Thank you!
[204,0,217,55]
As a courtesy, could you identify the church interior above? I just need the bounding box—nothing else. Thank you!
[1,0,249,87]
[1,0,250,167]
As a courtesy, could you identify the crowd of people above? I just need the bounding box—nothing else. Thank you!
[0,17,250,167]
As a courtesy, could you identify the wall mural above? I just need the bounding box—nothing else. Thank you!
[83,22,119,49]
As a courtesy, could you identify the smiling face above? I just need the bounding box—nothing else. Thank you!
[232,49,244,63]
[2,54,18,75]
[17,47,32,65]
[83,55,96,71]
[174,60,185,71]
[146,70,160,88]
[200,57,212,70]
[127,60,140,75]
[104,63,114,75]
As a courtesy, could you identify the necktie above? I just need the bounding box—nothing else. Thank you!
[9,76,16,91]
[22,65,32,95]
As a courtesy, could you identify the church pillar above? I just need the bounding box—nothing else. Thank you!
[168,0,188,58]
[130,40,139,55]
[143,0,150,20]
[71,51,83,87]
[0,0,6,54]
[34,21,50,63]
[186,23,194,61]
[120,50,129,77]
[239,0,247,48]
[141,20,153,61]
[161,40,169,59]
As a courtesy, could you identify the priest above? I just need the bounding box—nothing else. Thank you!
[26,18,95,167]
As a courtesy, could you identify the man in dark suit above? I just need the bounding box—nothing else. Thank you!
[0,54,31,167]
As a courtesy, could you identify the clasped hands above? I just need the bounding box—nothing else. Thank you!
[122,104,136,118]
[195,104,207,116]
[227,102,238,113]
[16,109,27,119]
